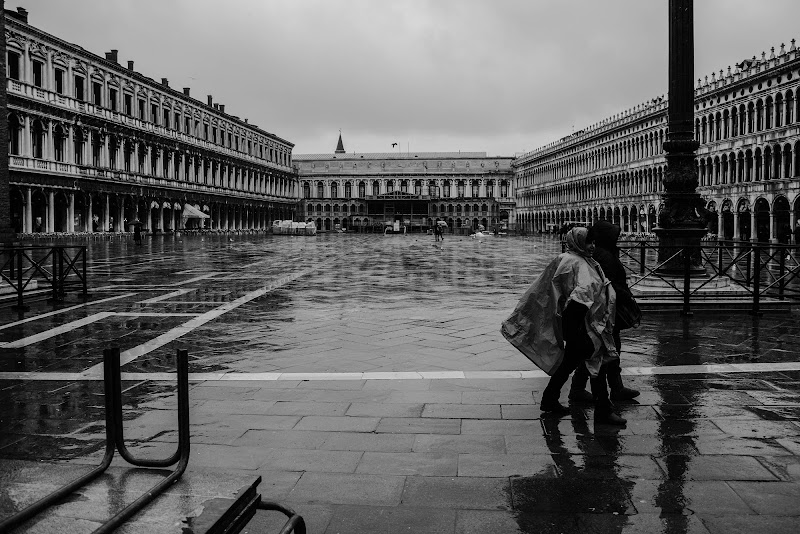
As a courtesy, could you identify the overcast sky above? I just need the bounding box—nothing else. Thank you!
[13,0,800,156]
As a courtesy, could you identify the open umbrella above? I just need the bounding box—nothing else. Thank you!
[437,220,448,228]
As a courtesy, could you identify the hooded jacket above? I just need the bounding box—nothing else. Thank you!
[587,220,639,330]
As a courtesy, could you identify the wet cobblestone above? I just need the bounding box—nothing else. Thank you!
[1,234,799,533]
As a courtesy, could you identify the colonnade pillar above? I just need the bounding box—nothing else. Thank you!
[68,192,75,233]
[47,190,54,232]
[25,187,32,232]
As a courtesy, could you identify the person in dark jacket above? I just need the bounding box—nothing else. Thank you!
[569,220,640,403]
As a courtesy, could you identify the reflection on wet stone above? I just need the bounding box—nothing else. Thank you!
[1,235,800,532]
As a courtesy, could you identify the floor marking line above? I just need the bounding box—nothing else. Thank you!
[0,312,115,348]
[3,362,800,381]
[80,264,328,376]
[138,288,194,304]
[0,293,135,332]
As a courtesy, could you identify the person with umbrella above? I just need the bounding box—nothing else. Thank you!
[435,219,447,242]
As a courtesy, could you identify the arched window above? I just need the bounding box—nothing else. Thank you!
[303,183,310,199]
[317,182,324,199]
[344,181,352,198]
[331,182,338,198]
[32,120,45,159]
[372,181,380,196]
[358,181,365,198]
[775,93,784,127]
[8,114,22,155]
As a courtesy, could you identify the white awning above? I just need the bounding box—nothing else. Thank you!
[182,203,210,219]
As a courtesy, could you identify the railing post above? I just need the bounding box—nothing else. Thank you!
[16,249,24,310]
[51,247,59,301]
[82,246,88,298]
[639,241,645,275]
[778,246,786,300]
[682,244,692,316]
[58,247,65,300]
[718,240,723,273]
[745,241,752,283]
[751,244,761,316]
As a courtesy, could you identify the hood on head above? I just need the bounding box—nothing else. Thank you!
[587,220,621,248]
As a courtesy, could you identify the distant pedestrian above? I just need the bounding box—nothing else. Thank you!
[501,227,626,425]
[133,224,142,245]
[779,223,792,245]
[795,221,800,245]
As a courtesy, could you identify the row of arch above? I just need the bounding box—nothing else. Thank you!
[517,194,800,243]
[7,185,296,234]
[698,141,800,185]
[302,179,510,200]
[696,88,799,143]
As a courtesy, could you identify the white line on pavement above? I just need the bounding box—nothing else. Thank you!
[2,361,800,381]
[0,293,135,332]
[79,264,327,376]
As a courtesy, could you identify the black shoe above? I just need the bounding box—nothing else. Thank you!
[568,389,594,403]
[540,400,571,415]
[610,387,640,401]
[595,412,627,425]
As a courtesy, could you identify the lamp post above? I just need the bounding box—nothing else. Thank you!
[652,0,708,275]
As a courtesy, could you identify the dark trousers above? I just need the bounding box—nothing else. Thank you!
[542,338,611,410]
[572,329,622,393]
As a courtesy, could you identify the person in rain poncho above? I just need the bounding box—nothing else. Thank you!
[501,227,626,425]
[569,220,640,403]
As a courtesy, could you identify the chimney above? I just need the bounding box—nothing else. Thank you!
[213,104,219,110]
[104,50,118,63]
[127,60,134,71]
[207,95,213,106]
[161,78,169,87]
[244,118,248,124]
[16,8,28,23]
[220,105,225,113]
[183,87,190,96]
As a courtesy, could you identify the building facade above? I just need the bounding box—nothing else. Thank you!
[293,138,514,232]
[4,7,298,236]
[514,42,800,242]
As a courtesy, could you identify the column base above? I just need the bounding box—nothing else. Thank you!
[652,226,709,277]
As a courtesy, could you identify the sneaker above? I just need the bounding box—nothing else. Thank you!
[539,400,571,415]
[568,389,595,403]
[610,387,640,401]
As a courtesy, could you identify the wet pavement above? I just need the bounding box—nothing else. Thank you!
[1,233,799,533]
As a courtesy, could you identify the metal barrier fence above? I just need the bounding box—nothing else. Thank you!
[615,239,800,315]
[0,245,88,309]
[0,347,305,534]
[0,348,190,533]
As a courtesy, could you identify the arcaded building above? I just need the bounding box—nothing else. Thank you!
[514,41,800,242]
[293,135,515,232]
[4,7,298,235]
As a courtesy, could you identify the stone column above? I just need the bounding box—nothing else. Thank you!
[25,187,32,233]
[717,209,724,238]
[750,211,757,241]
[654,0,708,275]
[769,211,776,243]
[733,211,739,241]
[47,190,55,232]
[87,195,93,232]
[104,194,110,232]
[68,192,75,233]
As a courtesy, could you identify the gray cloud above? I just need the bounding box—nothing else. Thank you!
[15,0,800,155]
